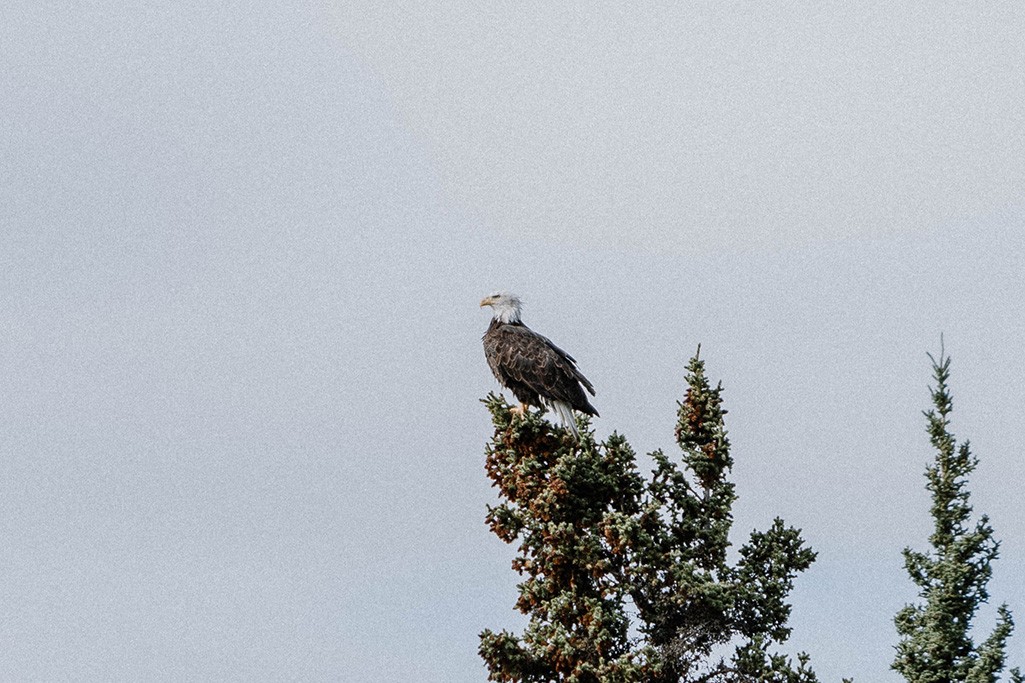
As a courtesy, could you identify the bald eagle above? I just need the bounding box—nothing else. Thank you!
[480,292,598,439]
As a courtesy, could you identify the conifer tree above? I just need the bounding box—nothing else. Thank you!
[893,349,1022,683]
[480,350,820,682]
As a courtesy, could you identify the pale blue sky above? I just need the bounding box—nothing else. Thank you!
[2,2,1023,681]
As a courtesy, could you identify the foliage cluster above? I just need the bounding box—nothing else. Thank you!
[480,352,818,682]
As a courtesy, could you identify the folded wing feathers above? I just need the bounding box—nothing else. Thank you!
[512,327,595,409]
[485,322,598,438]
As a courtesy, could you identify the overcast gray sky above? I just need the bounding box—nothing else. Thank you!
[2,2,1023,681]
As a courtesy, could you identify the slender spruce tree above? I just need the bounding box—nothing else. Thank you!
[480,349,820,682]
[893,348,1022,683]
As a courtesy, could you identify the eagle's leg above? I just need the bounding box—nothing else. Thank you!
[510,402,529,417]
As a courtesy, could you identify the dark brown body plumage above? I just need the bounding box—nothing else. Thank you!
[482,319,598,416]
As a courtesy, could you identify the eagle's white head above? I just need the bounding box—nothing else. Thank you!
[480,291,522,324]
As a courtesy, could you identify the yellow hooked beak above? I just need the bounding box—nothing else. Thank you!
[480,296,494,307]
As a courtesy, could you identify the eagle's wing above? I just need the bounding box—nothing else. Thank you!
[491,324,597,414]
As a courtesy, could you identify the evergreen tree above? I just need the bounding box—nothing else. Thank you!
[480,349,820,682]
[893,349,1022,683]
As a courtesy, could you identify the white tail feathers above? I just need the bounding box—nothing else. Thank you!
[549,400,580,440]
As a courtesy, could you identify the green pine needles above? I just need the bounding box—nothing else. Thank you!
[893,349,1022,683]
[479,350,818,682]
